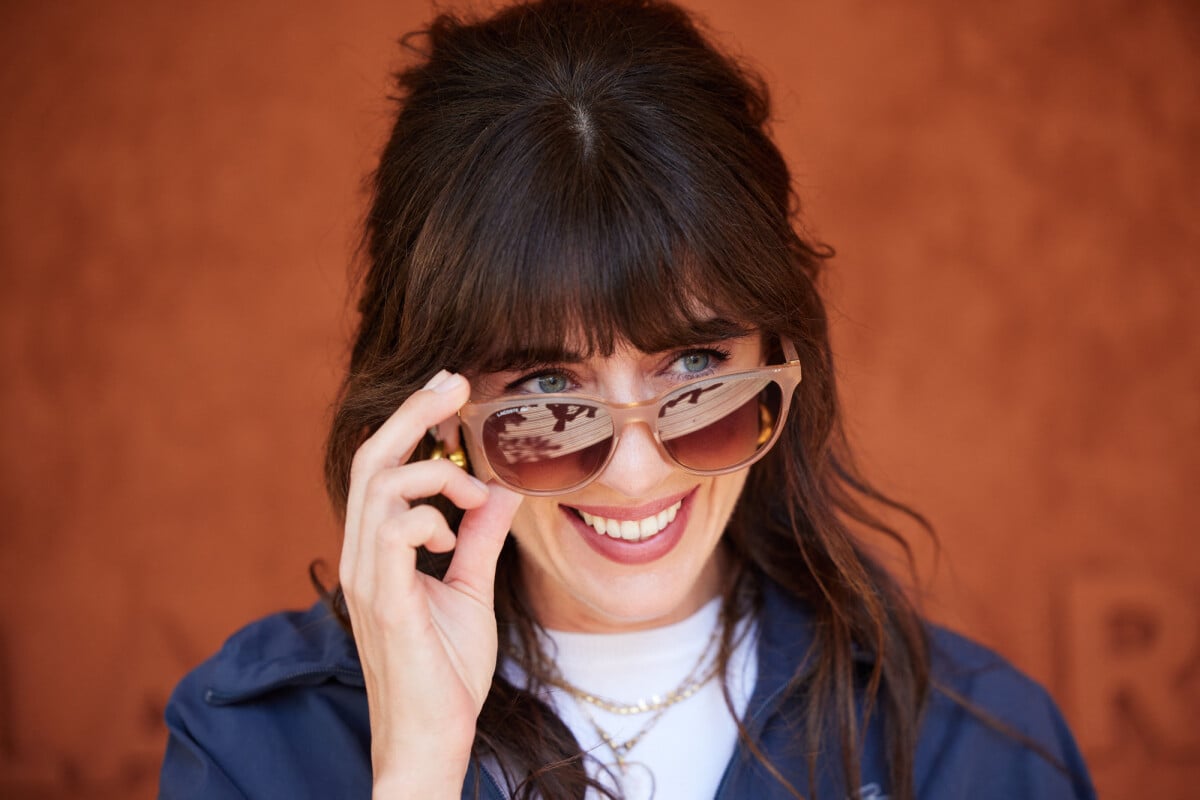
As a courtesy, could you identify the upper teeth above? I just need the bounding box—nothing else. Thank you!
[577,501,682,542]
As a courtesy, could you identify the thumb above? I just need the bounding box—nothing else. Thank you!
[442,483,524,605]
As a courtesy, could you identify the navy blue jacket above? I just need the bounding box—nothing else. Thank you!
[160,581,1095,799]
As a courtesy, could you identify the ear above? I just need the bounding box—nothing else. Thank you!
[432,419,462,452]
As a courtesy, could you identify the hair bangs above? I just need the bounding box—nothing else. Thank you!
[403,100,795,376]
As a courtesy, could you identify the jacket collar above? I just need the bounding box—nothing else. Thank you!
[741,577,818,726]
[202,601,364,705]
[743,576,878,724]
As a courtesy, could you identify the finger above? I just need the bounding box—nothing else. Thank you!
[348,461,486,600]
[344,370,464,527]
[364,459,489,508]
[346,502,457,624]
[373,505,455,579]
[442,483,524,606]
[353,460,488,581]
[352,371,469,479]
[413,505,459,554]
[347,512,422,631]
[343,370,469,581]
[357,460,489,539]
[366,507,457,635]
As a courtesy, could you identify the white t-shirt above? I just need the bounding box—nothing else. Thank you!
[502,598,759,800]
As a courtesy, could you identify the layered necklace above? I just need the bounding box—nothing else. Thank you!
[543,623,722,800]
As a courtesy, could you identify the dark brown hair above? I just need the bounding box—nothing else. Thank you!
[323,1,930,797]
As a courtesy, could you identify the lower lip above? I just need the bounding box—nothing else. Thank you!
[561,488,697,566]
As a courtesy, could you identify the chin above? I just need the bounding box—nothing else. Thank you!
[511,475,742,632]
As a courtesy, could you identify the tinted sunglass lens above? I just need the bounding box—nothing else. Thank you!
[660,376,782,471]
[480,401,613,492]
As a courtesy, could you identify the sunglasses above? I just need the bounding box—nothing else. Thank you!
[457,339,802,496]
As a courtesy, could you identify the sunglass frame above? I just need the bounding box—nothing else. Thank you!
[456,339,803,496]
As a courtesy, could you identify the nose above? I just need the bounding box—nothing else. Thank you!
[594,420,676,498]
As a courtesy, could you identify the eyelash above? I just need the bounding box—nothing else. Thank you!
[506,368,580,395]
[668,346,731,379]
[505,346,733,394]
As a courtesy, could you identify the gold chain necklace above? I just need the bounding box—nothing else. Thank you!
[543,625,721,716]
[546,622,722,777]
[571,666,718,768]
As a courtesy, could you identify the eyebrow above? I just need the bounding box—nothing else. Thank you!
[488,317,753,373]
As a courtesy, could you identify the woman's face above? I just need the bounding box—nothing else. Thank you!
[459,330,765,633]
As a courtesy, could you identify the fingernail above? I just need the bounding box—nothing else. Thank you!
[422,370,451,391]
[432,373,465,394]
[468,475,488,493]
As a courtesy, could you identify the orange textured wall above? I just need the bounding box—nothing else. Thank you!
[1,2,1196,798]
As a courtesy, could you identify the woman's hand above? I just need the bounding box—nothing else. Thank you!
[338,370,523,799]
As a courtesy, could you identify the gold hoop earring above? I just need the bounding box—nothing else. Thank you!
[756,403,775,446]
[430,439,468,469]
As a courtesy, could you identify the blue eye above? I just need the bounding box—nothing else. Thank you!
[506,368,578,395]
[534,374,569,393]
[680,352,712,373]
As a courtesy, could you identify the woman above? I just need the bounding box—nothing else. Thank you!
[160,1,1095,798]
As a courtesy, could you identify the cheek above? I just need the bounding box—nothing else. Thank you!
[507,498,560,549]
[703,473,750,525]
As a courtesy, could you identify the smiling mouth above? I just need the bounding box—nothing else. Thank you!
[571,501,683,542]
